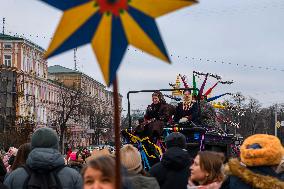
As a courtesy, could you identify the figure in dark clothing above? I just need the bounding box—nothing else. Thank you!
[174,90,199,124]
[220,134,284,189]
[144,91,173,138]
[149,132,191,189]
[0,159,6,183]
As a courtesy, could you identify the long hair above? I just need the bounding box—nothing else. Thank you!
[197,151,225,184]
[152,91,166,104]
[11,143,31,171]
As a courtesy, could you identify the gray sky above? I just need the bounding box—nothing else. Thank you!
[1,0,284,111]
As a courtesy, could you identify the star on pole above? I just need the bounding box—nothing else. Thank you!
[41,0,197,86]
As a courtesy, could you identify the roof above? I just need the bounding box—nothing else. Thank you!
[48,65,106,88]
[48,65,80,74]
[0,33,45,52]
[0,33,23,41]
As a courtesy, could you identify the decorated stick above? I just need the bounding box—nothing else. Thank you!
[204,81,219,96]
[207,93,230,102]
[179,74,189,88]
[198,73,209,98]
[193,74,198,96]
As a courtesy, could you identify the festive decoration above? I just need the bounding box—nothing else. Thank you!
[219,80,234,85]
[172,75,182,96]
[192,74,198,96]
[207,93,230,102]
[179,74,189,88]
[204,82,219,96]
[41,0,197,85]
[164,94,182,101]
[198,73,208,98]
[193,71,222,80]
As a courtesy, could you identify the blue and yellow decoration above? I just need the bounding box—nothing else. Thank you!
[41,0,197,86]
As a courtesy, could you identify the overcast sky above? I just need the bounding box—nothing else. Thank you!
[1,0,284,111]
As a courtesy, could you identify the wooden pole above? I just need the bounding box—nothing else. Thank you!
[113,77,121,189]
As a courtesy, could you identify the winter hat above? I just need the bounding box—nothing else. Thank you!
[86,149,111,163]
[165,132,186,149]
[31,127,59,150]
[240,134,284,166]
[120,144,142,174]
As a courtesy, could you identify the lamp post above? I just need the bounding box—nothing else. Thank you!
[275,104,278,137]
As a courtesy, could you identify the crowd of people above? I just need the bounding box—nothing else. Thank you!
[0,127,283,189]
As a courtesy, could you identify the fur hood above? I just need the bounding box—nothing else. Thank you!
[225,158,284,189]
[276,158,284,174]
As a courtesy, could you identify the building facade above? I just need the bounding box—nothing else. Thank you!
[0,34,120,147]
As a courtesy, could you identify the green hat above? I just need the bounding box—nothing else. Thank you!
[31,127,59,150]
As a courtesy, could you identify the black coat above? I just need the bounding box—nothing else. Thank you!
[149,147,191,189]
[0,159,6,183]
[173,102,199,123]
[144,103,172,123]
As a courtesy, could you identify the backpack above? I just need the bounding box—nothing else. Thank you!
[21,165,65,189]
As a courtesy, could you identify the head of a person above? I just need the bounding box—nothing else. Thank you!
[183,89,192,102]
[120,144,143,174]
[240,134,284,167]
[165,132,186,149]
[11,143,31,171]
[31,127,59,150]
[190,151,225,185]
[152,91,165,104]
[82,156,116,189]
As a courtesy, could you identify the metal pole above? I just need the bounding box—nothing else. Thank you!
[113,77,121,189]
[2,18,5,35]
[275,104,278,137]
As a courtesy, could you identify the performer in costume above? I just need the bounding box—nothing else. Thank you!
[144,91,173,138]
[174,89,199,124]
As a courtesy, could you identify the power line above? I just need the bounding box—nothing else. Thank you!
[4,31,284,73]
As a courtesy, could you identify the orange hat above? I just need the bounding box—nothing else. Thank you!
[240,134,284,166]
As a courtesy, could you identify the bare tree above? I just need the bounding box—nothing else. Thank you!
[50,84,83,153]
[82,97,114,145]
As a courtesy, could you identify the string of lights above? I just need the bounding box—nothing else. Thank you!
[3,31,284,73]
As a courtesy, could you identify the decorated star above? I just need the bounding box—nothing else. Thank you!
[41,0,197,85]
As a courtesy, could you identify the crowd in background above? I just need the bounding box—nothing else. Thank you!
[0,127,284,189]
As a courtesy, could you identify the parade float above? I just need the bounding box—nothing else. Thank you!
[122,71,242,168]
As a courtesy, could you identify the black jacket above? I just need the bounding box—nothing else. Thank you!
[149,147,191,189]
[145,103,172,123]
[0,159,6,183]
[174,102,199,123]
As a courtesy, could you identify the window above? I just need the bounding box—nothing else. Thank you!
[4,43,12,49]
[4,55,12,67]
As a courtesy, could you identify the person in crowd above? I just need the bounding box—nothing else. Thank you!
[66,147,73,164]
[82,155,131,189]
[188,151,225,189]
[2,147,17,173]
[149,132,191,189]
[10,143,31,172]
[86,148,110,163]
[68,149,84,172]
[0,158,6,184]
[120,144,160,189]
[220,134,284,189]
[174,89,199,124]
[4,127,82,189]
[144,91,174,139]
[276,157,284,180]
